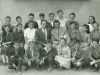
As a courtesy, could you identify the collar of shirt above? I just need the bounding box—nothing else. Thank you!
[30,48,34,51]
[44,47,51,53]
[42,28,46,33]
[56,28,60,33]
[48,19,55,22]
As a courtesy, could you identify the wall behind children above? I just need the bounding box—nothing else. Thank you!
[0,0,100,25]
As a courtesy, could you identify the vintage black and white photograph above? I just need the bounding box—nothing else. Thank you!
[0,0,99,75]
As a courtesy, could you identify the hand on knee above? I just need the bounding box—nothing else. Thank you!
[76,62,81,67]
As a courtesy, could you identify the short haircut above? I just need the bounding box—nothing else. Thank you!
[69,21,77,25]
[14,41,20,45]
[41,19,47,24]
[29,13,34,17]
[5,16,11,20]
[53,20,60,24]
[16,24,22,27]
[57,9,63,13]
[45,39,52,44]
[49,13,55,16]
[16,16,22,21]
[39,13,45,17]
[69,12,76,17]
[92,38,99,43]
[88,15,96,24]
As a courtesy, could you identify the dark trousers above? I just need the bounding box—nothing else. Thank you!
[24,59,40,68]
[8,57,23,72]
[43,57,54,68]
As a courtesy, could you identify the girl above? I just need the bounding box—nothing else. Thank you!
[1,25,13,65]
[55,37,71,69]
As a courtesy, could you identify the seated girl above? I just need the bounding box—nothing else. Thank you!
[55,37,71,70]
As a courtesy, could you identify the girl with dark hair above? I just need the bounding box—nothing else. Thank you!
[80,24,91,68]
[88,16,96,32]
[81,24,91,48]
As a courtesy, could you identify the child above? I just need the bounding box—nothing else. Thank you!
[89,39,100,72]
[24,41,40,71]
[37,13,45,28]
[71,40,84,70]
[2,16,13,34]
[13,24,25,43]
[1,25,13,65]
[24,13,38,29]
[8,41,25,75]
[40,40,57,73]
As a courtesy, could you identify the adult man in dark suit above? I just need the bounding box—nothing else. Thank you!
[35,19,51,49]
[24,13,38,29]
[40,40,57,73]
[51,20,70,47]
[8,41,25,75]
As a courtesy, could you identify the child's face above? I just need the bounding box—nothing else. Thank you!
[14,43,19,49]
[29,16,34,21]
[49,15,55,20]
[5,27,10,32]
[54,22,60,29]
[17,25,22,31]
[5,18,11,24]
[46,43,52,50]
[17,18,22,24]
[57,12,63,18]
[39,16,45,20]
[28,22,33,29]
[69,15,75,21]
[70,23,76,29]
[89,17,94,24]
[60,39,65,46]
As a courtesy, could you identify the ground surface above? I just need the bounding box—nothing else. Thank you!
[0,63,100,75]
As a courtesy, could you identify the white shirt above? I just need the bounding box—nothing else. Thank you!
[36,20,41,28]
[30,48,34,57]
[44,47,51,53]
[56,17,68,27]
[24,28,36,42]
[88,24,93,32]
[42,28,47,40]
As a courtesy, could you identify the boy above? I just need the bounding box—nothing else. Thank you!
[71,40,84,70]
[13,24,25,43]
[37,13,45,28]
[24,13,38,29]
[40,40,57,73]
[2,16,13,34]
[8,41,25,75]
[66,12,79,32]
[89,39,100,72]
[47,13,55,29]
[24,41,40,71]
